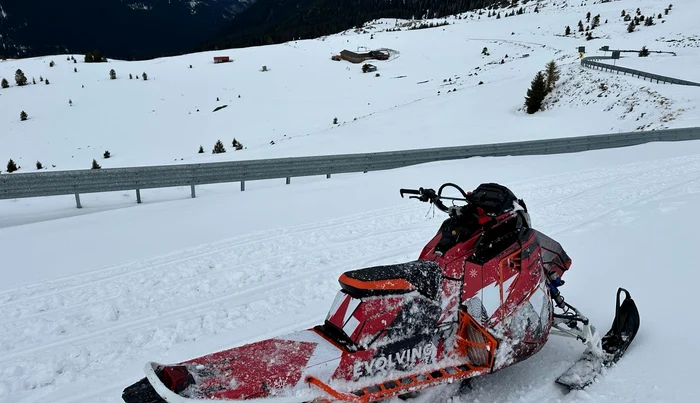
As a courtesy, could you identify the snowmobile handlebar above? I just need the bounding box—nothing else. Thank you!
[400,183,470,214]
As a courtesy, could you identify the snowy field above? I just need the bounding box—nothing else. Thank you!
[1,0,700,171]
[2,0,700,402]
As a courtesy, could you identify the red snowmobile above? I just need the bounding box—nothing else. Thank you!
[122,183,640,403]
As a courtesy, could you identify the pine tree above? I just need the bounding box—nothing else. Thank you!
[142,72,148,80]
[15,69,27,86]
[7,159,18,173]
[49,60,55,67]
[524,71,547,114]
[232,138,243,150]
[545,61,560,93]
[639,46,650,57]
[45,78,50,85]
[109,69,116,80]
[586,11,591,22]
[212,139,226,154]
[36,161,43,170]
[565,26,571,35]
[198,145,204,153]
[621,10,626,17]
[20,110,28,121]
[578,20,584,32]
[103,150,111,158]
[1,78,8,88]
[592,15,600,28]
[627,21,635,32]
[91,159,101,169]
[129,73,133,79]
[586,31,593,41]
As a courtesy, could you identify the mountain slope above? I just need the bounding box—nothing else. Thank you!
[2,0,698,173]
[0,0,255,60]
[201,0,506,50]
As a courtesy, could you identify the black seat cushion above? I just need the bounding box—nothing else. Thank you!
[339,260,443,300]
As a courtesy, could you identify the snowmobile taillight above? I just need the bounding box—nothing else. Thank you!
[455,310,498,369]
[157,365,195,393]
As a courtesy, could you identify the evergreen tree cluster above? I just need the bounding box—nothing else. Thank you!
[524,61,559,115]
[622,5,670,32]
[202,0,507,51]
[85,49,107,63]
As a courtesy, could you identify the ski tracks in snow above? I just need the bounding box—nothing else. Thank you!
[4,152,700,402]
[0,204,438,400]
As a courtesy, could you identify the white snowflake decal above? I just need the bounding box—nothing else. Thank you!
[469,268,478,278]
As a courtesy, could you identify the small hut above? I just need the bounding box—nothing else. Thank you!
[214,56,230,64]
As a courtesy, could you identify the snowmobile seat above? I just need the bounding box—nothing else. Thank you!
[338,260,443,300]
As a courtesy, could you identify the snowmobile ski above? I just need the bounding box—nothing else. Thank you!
[555,288,640,390]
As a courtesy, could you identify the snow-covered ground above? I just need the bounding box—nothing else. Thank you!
[2,0,700,402]
[1,0,699,171]
[3,139,700,403]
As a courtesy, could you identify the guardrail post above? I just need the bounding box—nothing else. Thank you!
[241,181,245,191]
[75,193,82,209]
[286,177,291,185]
[191,184,196,198]
[136,189,142,204]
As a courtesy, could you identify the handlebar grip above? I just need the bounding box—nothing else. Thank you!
[399,188,422,197]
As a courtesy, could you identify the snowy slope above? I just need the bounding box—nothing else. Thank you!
[2,1,700,403]
[1,0,699,172]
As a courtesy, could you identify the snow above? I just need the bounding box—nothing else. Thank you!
[1,0,700,402]
[2,1,700,172]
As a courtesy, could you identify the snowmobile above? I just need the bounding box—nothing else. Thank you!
[122,182,640,403]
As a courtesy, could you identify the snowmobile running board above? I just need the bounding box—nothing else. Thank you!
[305,363,491,403]
[142,361,491,403]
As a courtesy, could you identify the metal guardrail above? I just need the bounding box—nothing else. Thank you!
[581,55,700,86]
[2,127,700,208]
